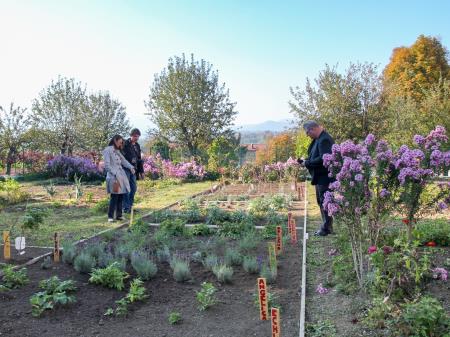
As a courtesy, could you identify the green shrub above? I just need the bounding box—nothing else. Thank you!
[242,256,259,274]
[22,207,49,230]
[190,223,212,236]
[30,276,77,317]
[393,296,450,337]
[238,232,260,253]
[217,221,248,239]
[62,242,77,265]
[0,178,28,204]
[179,199,202,222]
[260,264,277,284]
[107,278,148,316]
[212,264,233,283]
[414,219,450,246]
[224,248,242,266]
[196,282,218,311]
[156,245,171,263]
[89,262,128,290]
[74,252,96,274]
[206,206,228,225]
[1,266,29,289]
[93,198,109,213]
[131,251,158,280]
[168,311,182,324]
[170,257,191,282]
[203,254,219,271]
[160,218,188,236]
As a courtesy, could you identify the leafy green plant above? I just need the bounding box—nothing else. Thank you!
[170,257,191,282]
[93,198,109,213]
[160,218,189,237]
[393,296,450,337]
[224,248,242,266]
[413,219,450,246]
[242,256,259,274]
[190,223,212,236]
[217,221,248,239]
[306,320,337,337]
[105,278,148,316]
[0,178,28,204]
[212,264,233,283]
[202,254,219,271]
[179,199,202,222]
[85,191,94,203]
[131,251,158,280]
[73,252,96,274]
[30,276,77,317]
[86,242,106,260]
[168,311,182,324]
[22,207,48,231]
[206,205,228,225]
[73,174,83,200]
[62,242,77,265]
[89,262,128,290]
[196,282,218,311]
[44,181,57,199]
[253,288,280,312]
[1,266,29,289]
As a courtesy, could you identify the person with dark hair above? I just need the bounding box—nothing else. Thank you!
[121,128,144,214]
[103,135,135,222]
[300,121,335,236]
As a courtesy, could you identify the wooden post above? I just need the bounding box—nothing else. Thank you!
[276,226,282,254]
[271,307,281,337]
[291,218,297,244]
[257,278,268,320]
[53,232,60,262]
[287,212,292,236]
[3,231,11,260]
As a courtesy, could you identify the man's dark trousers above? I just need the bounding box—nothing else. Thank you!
[123,168,136,212]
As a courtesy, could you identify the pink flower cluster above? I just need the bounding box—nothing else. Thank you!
[315,283,330,294]
[143,154,205,181]
[432,267,448,281]
[264,157,300,173]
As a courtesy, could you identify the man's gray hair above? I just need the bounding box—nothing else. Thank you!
[303,120,320,132]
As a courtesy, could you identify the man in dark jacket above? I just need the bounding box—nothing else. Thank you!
[302,121,335,236]
[122,128,144,214]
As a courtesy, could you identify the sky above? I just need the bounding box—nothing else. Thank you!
[1,0,449,130]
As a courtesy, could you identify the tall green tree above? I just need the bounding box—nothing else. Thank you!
[32,77,88,155]
[82,92,130,154]
[0,103,30,174]
[207,134,240,171]
[289,62,386,142]
[145,54,238,156]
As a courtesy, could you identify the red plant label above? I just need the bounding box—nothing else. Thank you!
[291,219,297,244]
[257,278,268,320]
[276,226,282,254]
[271,307,280,337]
[3,231,10,260]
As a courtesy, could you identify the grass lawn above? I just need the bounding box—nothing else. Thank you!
[0,180,214,246]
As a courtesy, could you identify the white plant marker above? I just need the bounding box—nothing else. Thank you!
[15,236,26,255]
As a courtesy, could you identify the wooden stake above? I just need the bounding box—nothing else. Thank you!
[276,226,282,254]
[291,218,297,244]
[53,232,60,262]
[257,278,268,320]
[3,231,10,260]
[271,307,281,337]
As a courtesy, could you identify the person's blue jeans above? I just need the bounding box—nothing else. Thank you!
[123,168,137,212]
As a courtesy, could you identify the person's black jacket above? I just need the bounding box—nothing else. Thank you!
[304,130,334,186]
[122,139,144,179]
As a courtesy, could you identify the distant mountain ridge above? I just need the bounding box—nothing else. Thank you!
[236,119,294,133]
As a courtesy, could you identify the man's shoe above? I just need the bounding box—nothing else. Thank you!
[108,218,115,223]
[314,230,329,236]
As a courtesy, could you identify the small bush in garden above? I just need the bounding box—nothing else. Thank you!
[393,296,450,337]
[217,221,248,239]
[238,232,260,253]
[93,198,109,213]
[224,248,242,266]
[242,256,259,274]
[89,262,128,290]
[168,311,182,325]
[190,223,212,236]
[170,257,191,282]
[86,242,106,260]
[22,207,49,231]
[30,276,77,317]
[115,243,134,260]
[0,178,29,204]
[156,245,171,263]
[212,264,233,283]
[260,264,277,284]
[202,254,219,271]
[131,251,158,280]
[1,266,29,289]
[160,218,189,237]
[179,199,202,222]
[62,242,77,264]
[106,278,148,316]
[46,155,102,181]
[191,251,203,263]
[196,282,218,311]
[40,256,52,270]
[74,252,96,274]
[305,320,337,337]
[205,206,228,225]
[414,219,450,246]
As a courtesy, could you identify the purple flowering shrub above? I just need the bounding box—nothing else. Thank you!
[322,126,450,287]
[143,154,206,182]
[46,155,102,181]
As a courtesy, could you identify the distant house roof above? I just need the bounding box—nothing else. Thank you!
[241,143,267,152]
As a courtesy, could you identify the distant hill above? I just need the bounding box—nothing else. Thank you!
[236,119,294,133]
[235,119,295,144]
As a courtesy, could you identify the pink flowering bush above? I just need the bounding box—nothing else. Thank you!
[263,157,308,182]
[143,154,206,182]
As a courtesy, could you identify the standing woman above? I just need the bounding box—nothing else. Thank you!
[103,135,135,222]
